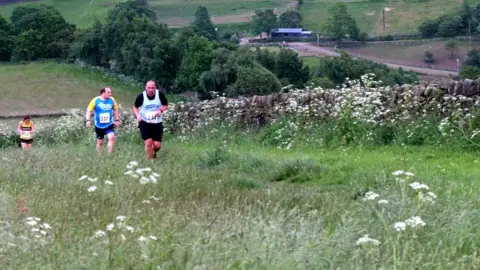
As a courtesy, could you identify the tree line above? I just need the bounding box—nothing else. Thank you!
[0,1,417,98]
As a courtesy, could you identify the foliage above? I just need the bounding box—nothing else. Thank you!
[10,4,75,61]
[191,6,217,41]
[322,3,359,44]
[444,40,459,59]
[226,62,281,97]
[418,19,439,37]
[463,48,480,68]
[313,54,418,86]
[437,15,462,37]
[278,10,302,28]
[199,48,237,97]
[276,49,310,88]
[251,9,277,38]
[459,65,480,79]
[424,50,435,64]
[0,15,12,61]
[175,36,217,92]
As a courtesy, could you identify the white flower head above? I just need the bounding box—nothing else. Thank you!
[138,236,147,242]
[88,177,98,182]
[78,175,88,181]
[409,182,429,190]
[356,235,381,246]
[149,236,158,241]
[392,170,404,176]
[106,223,115,231]
[40,223,51,230]
[116,216,126,222]
[378,199,389,204]
[125,226,134,232]
[362,191,380,201]
[104,180,114,185]
[405,216,426,228]
[26,220,38,226]
[87,186,97,192]
[95,230,106,237]
[394,222,407,231]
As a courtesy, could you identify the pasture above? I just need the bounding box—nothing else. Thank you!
[299,0,478,35]
[343,40,480,70]
[0,62,144,116]
[0,0,289,28]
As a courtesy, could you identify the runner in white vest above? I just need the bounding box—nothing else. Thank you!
[133,80,169,160]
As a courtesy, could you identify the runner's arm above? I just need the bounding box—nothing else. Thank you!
[16,122,22,134]
[133,94,143,118]
[159,91,169,112]
[86,98,96,122]
[31,122,36,133]
[112,98,120,122]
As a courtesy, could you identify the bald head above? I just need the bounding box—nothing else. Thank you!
[146,81,156,97]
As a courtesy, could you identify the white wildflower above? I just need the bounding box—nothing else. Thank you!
[356,235,381,246]
[31,228,40,232]
[87,186,97,192]
[95,230,106,237]
[106,223,115,231]
[378,199,389,204]
[40,223,51,230]
[142,200,151,204]
[394,222,407,231]
[78,175,88,181]
[140,176,151,185]
[125,226,134,232]
[124,170,134,175]
[120,234,126,241]
[116,216,126,222]
[26,220,38,226]
[362,191,380,201]
[88,177,98,182]
[392,170,404,176]
[149,236,158,241]
[404,172,415,177]
[405,216,426,228]
[26,217,41,221]
[149,196,160,201]
[39,230,47,236]
[138,236,147,242]
[152,173,160,178]
[409,182,429,190]
[104,180,114,185]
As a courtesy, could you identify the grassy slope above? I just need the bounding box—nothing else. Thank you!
[0,61,166,116]
[300,0,474,35]
[0,135,479,268]
[0,0,287,28]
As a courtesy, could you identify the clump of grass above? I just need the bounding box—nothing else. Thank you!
[272,158,328,183]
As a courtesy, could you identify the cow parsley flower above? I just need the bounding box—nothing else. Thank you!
[362,191,380,201]
[356,235,381,246]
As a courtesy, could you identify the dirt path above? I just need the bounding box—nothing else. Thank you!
[286,43,458,77]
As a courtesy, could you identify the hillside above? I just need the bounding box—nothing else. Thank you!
[300,0,478,35]
[0,0,289,28]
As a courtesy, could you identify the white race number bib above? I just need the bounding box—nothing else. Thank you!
[99,112,110,124]
[146,112,157,123]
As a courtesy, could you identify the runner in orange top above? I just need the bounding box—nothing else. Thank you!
[17,115,35,150]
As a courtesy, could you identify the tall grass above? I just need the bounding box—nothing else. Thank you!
[1,74,480,268]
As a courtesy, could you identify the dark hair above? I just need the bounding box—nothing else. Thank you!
[100,88,106,95]
[24,115,30,120]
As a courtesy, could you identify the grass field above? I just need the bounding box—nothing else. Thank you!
[299,0,477,36]
[344,40,480,70]
[0,61,157,116]
[1,131,480,268]
[0,0,288,28]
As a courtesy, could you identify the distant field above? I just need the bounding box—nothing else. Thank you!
[343,40,480,70]
[0,0,289,28]
[0,62,143,116]
[299,0,476,36]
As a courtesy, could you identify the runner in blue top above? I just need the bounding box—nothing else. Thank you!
[85,87,120,156]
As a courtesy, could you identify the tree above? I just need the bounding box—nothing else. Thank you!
[0,15,12,61]
[276,48,310,88]
[460,1,474,32]
[460,65,480,79]
[251,9,277,39]
[463,49,480,67]
[10,4,75,60]
[424,50,435,64]
[437,15,462,37]
[444,40,459,59]
[107,0,156,21]
[323,3,358,45]
[475,0,480,21]
[199,48,237,97]
[278,11,302,28]
[226,63,281,97]
[175,36,216,92]
[419,19,439,37]
[191,6,217,41]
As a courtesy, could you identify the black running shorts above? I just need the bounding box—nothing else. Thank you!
[138,121,163,142]
[95,124,115,140]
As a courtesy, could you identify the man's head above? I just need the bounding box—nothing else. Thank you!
[23,115,30,123]
[145,81,156,97]
[100,87,112,99]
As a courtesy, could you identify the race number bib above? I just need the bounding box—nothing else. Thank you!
[146,112,157,123]
[22,132,32,139]
[99,112,110,124]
